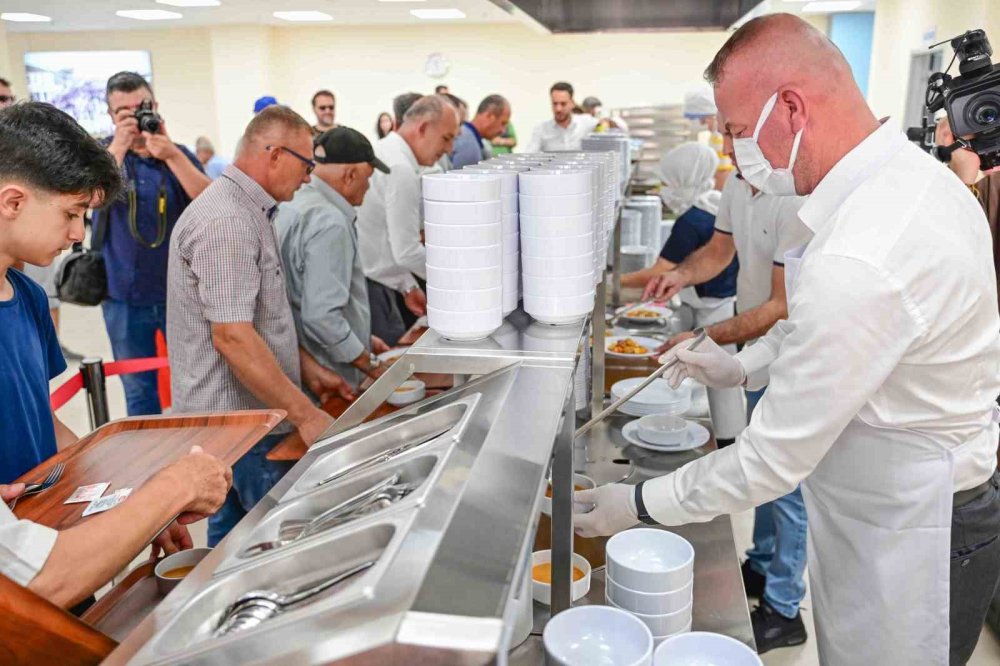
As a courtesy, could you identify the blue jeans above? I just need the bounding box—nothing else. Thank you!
[101,300,166,417]
[207,433,292,546]
[744,387,809,619]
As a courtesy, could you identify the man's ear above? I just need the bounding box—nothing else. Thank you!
[0,184,28,221]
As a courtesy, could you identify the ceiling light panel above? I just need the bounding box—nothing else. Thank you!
[410,8,466,19]
[273,10,334,22]
[0,12,53,22]
[116,9,183,20]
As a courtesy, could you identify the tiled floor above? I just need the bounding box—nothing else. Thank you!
[53,301,1000,662]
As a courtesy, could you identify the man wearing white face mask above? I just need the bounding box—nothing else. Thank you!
[575,14,1000,666]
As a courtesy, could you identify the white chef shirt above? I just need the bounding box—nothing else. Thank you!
[646,121,1000,525]
[0,501,57,586]
[357,132,426,293]
[714,175,811,317]
[524,114,599,153]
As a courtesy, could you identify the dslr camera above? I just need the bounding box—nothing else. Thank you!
[134,99,162,134]
[920,29,1000,170]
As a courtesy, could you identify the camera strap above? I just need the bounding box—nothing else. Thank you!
[126,165,169,249]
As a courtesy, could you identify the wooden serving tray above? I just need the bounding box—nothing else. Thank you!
[80,561,163,642]
[13,410,286,530]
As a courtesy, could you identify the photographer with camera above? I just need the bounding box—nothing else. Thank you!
[101,71,211,416]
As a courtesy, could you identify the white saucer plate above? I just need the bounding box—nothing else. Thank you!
[621,420,709,453]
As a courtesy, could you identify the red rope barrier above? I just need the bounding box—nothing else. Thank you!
[50,357,171,411]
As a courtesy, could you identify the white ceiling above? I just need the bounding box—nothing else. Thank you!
[0,0,518,32]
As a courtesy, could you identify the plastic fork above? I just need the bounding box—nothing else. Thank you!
[8,462,65,510]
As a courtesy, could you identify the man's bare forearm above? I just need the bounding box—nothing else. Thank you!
[675,233,736,286]
[51,414,78,451]
[212,323,316,427]
[622,258,675,289]
[706,298,786,346]
[165,153,211,200]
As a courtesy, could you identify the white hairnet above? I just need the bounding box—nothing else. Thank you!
[657,142,720,217]
[683,86,717,118]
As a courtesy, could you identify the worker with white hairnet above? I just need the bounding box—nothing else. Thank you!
[621,142,745,442]
[684,86,734,188]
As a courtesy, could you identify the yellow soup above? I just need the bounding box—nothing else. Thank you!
[162,565,196,580]
[545,484,585,498]
[532,562,585,584]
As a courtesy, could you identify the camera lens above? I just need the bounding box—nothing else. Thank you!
[974,103,1000,125]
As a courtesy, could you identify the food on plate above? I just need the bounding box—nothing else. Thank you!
[608,338,649,355]
[394,387,414,393]
[627,308,661,318]
[532,562,586,584]
[162,565,196,580]
[545,484,585,498]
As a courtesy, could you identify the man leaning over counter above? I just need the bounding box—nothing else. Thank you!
[0,101,232,608]
[575,14,1000,666]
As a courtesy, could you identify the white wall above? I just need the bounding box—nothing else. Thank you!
[4,22,731,157]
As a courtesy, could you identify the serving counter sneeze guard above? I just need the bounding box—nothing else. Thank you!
[105,310,587,666]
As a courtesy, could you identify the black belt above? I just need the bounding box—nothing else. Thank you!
[954,473,998,508]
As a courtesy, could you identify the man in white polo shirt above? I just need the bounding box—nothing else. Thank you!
[524,81,598,153]
[644,171,812,653]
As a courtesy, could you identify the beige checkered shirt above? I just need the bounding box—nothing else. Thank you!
[167,164,300,432]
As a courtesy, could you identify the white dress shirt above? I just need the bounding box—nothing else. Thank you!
[646,121,1000,525]
[714,175,810,317]
[0,502,57,586]
[524,114,599,153]
[357,132,426,293]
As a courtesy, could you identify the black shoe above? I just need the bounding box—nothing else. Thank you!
[60,345,85,362]
[741,559,766,598]
[751,600,807,654]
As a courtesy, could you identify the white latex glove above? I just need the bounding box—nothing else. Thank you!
[658,335,746,389]
[573,484,638,538]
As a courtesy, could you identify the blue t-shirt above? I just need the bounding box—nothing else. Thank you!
[450,121,487,169]
[101,142,203,305]
[660,206,738,299]
[0,269,66,483]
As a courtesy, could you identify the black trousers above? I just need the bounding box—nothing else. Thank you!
[366,279,406,348]
[950,469,1000,665]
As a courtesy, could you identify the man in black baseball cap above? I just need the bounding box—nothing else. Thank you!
[274,126,395,393]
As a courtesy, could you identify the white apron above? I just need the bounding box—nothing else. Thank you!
[784,244,954,665]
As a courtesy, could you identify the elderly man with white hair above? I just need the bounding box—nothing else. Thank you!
[576,14,1000,666]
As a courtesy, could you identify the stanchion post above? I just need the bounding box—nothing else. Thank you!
[80,357,110,430]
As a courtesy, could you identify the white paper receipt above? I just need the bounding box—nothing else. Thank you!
[64,482,110,504]
[82,487,133,517]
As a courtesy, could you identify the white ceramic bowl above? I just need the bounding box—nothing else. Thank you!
[652,620,692,648]
[155,548,212,594]
[519,212,594,238]
[521,232,593,258]
[524,291,595,326]
[387,379,426,406]
[636,415,689,447]
[502,284,518,316]
[461,167,518,195]
[611,378,692,413]
[607,597,693,637]
[653,632,763,666]
[502,213,519,236]
[540,472,595,516]
[543,605,653,666]
[503,250,519,274]
[522,253,594,278]
[423,199,501,226]
[501,193,518,215]
[427,306,502,341]
[426,285,502,311]
[522,273,596,298]
[607,575,693,616]
[518,169,592,196]
[425,243,501,269]
[502,231,519,254]
[424,221,501,248]
[519,192,593,217]
[425,264,502,291]
[606,528,695,594]
[531,549,592,606]
[422,172,501,202]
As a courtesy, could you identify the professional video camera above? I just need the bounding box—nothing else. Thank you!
[911,29,1000,169]
[134,99,162,134]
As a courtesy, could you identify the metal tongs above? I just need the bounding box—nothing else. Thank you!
[575,328,708,438]
[314,426,450,488]
[213,560,375,637]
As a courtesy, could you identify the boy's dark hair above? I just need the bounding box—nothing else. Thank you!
[550,81,574,97]
[105,71,153,103]
[0,102,123,205]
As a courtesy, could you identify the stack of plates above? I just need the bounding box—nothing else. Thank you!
[462,165,521,315]
[422,173,503,341]
[519,169,596,326]
[606,528,695,647]
[611,377,692,417]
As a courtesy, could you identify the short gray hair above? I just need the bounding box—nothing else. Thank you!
[705,16,772,84]
[477,94,509,116]
[403,95,450,124]
[241,105,311,144]
[195,136,214,152]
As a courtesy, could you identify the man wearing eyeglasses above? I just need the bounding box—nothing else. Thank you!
[167,105,355,545]
[0,78,14,109]
[311,90,337,136]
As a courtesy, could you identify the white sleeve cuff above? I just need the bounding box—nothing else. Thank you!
[0,518,58,587]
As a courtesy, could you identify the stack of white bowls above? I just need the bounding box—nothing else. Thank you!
[547,159,603,282]
[606,528,695,646]
[461,166,520,314]
[422,172,503,341]
[519,168,596,326]
[583,132,631,198]
[627,195,664,257]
